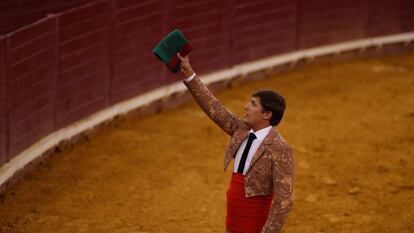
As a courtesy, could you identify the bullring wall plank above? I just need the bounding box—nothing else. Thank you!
[231,0,297,65]
[111,0,167,103]
[55,1,111,128]
[6,17,55,157]
[0,37,7,165]
[367,0,414,37]
[297,0,368,49]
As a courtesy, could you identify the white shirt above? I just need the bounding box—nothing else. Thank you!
[233,125,273,175]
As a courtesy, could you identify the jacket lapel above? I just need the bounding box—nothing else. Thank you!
[223,128,249,171]
[229,128,250,158]
[245,126,277,174]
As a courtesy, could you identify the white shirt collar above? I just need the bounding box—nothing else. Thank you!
[249,125,273,141]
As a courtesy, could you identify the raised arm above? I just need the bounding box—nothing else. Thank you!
[261,144,295,233]
[177,53,245,136]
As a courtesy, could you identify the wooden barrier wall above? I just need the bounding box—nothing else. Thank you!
[0,0,413,165]
[0,36,6,165]
[0,0,91,34]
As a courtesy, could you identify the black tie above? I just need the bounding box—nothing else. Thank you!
[237,132,257,174]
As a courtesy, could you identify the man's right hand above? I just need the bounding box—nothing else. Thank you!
[177,52,194,78]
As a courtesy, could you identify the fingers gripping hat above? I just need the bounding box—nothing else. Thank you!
[152,29,192,73]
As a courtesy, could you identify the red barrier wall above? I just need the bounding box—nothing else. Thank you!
[367,0,414,36]
[166,0,232,74]
[231,0,297,64]
[0,0,93,34]
[0,36,6,164]
[55,1,111,128]
[298,0,368,48]
[0,0,413,167]
[111,0,168,103]
[6,18,56,157]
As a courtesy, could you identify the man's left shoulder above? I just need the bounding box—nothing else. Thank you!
[269,131,293,156]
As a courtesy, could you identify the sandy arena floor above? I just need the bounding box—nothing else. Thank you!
[0,52,413,233]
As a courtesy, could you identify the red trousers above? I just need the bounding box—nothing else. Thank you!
[226,172,273,233]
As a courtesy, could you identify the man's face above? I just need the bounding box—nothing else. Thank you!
[243,96,269,126]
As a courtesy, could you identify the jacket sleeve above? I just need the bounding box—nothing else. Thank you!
[182,75,244,136]
[261,145,295,233]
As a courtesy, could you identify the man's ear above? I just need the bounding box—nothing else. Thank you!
[264,111,272,121]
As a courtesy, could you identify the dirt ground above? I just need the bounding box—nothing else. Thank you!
[0,52,413,233]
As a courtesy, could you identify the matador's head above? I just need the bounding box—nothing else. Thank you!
[243,90,286,130]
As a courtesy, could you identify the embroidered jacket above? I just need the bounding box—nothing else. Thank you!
[183,75,295,233]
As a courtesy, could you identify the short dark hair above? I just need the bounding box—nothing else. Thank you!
[252,89,286,126]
